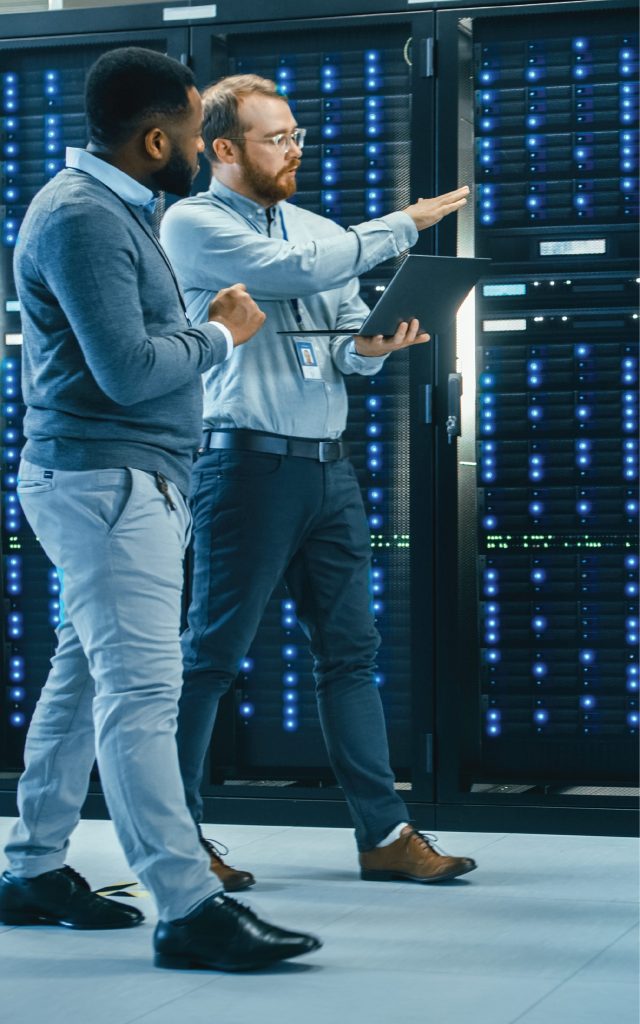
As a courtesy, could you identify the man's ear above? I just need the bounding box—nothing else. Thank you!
[143,126,169,164]
[212,137,238,165]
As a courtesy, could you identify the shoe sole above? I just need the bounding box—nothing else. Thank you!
[360,863,477,883]
[0,909,143,929]
[154,942,322,972]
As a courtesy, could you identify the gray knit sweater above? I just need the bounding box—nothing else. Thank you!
[14,168,229,494]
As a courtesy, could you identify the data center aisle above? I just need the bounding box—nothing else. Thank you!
[0,818,637,1024]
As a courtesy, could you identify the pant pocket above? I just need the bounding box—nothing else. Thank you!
[105,468,135,534]
[17,477,54,494]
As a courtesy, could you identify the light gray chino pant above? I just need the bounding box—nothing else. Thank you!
[4,460,221,921]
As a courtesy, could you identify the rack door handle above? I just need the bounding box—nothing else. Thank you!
[446,373,463,445]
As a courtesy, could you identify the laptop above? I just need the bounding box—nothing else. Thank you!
[277,253,491,337]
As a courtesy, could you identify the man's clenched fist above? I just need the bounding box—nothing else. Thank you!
[208,284,266,346]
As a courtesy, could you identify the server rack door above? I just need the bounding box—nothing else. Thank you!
[435,1,638,821]
[188,11,439,798]
[0,26,189,775]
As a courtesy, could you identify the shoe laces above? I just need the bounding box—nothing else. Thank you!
[61,865,116,904]
[60,865,92,891]
[407,829,447,856]
[200,835,230,864]
[215,892,259,924]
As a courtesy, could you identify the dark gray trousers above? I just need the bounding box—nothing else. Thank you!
[177,448,408,850]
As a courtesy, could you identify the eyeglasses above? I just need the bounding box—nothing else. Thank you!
[226,128,307,153]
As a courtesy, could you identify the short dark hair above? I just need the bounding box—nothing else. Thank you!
[201,74,280,166]
[85,46,196,148]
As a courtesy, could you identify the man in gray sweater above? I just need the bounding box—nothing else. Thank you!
[0,47,320,972]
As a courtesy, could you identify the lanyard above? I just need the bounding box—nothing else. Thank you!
[270,208,304,329]
[206,189,305,330]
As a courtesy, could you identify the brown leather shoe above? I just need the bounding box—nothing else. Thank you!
[359,826,477,883]
[199,835,256,893]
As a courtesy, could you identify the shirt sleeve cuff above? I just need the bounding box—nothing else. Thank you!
[211,321,234,360]
[346,338,387,369]
[380,210,419,252]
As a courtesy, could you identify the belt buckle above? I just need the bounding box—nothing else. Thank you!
[318,441,338,462]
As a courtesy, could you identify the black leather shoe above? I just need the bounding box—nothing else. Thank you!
[154,893,322,971]
[0,866,144,929]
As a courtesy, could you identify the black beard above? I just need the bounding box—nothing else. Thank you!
[152,145,197,197]
[238,147,298,205]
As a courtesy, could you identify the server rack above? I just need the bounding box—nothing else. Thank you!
[436,0,638,834]
[0,22,189,774]
[0,0,636,835]
[192,17,420,784]
[0,2,445,828]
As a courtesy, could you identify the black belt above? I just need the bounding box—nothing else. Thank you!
[199,430,348,463]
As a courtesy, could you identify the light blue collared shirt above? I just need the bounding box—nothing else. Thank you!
[66,147,158,215]
[161,177,418,439]
[64,149,234,358]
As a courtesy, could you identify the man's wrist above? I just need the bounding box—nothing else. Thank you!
[351,338,384,359]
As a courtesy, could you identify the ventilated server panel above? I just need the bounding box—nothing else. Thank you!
[0,35,178,770]
[208,24,414,776]
[472,11,638,782]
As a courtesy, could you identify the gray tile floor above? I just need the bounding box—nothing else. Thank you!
[0,817,638,1024]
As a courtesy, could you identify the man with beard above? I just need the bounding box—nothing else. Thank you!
[161,74,476,890]
[0,50,322,971]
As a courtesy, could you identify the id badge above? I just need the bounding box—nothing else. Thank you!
[294,339,323,380]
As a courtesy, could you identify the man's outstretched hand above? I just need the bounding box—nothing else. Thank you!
[404,186,470,230]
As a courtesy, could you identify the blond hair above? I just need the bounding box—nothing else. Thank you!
[201,74,280,165]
